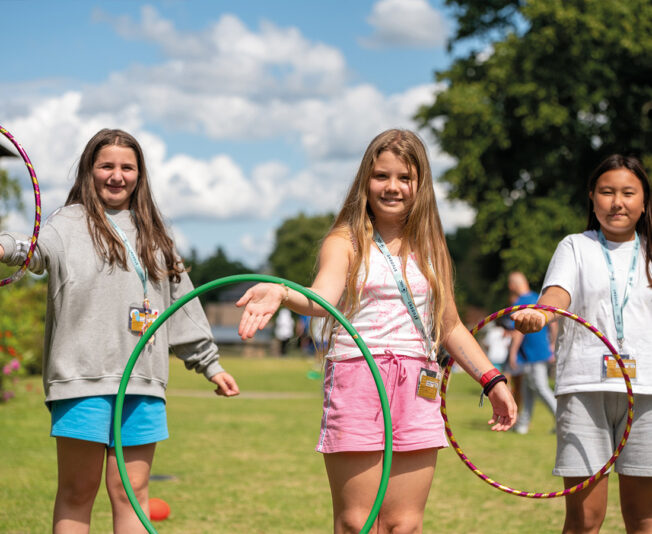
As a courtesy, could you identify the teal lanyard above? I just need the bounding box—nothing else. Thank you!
[597,230,639,350]
[106,212,148,300]
[372,230,435,360]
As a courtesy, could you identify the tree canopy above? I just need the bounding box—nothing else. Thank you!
[0,169,22,228]
[268,213,335,287]
[185,246,251,303]
[444,0,523,44]
[418,0,652,307]
[0,168,46,378]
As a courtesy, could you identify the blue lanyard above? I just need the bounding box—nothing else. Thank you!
[106,212,148,299]
[597,230,639,349]
[372,231,435,360]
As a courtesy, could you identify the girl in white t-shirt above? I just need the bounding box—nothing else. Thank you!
[237,129,517,533]
[513,154,652,534]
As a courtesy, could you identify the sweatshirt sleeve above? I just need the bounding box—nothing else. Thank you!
[0,217,67,276]
[166,270,225,380]
[0,232,46,273]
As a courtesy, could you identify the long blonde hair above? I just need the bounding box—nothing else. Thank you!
[66,129,184,283]
[325,129,454,352]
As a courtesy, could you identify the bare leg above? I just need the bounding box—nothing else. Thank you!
[105,443,156,534]
[376,449,437,534]
[619,475,652,534]
[324,449,437,534]
[562,475,608,534]
[53,437,106,534]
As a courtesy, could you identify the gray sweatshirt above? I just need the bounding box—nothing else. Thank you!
[0,204,224,402]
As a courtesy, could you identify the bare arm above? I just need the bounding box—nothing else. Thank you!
[0,244,4,260]
[441,292,518,431]
[508,329,524,369]
[511,285,571,334]
[547,319,559,358]
[237,233,352,339]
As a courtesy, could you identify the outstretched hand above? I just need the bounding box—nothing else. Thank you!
[486,381,518,431]
[511,308,547,334]
[236,283,285,339]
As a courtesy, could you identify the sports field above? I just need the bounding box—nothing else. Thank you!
[0,353,624,533]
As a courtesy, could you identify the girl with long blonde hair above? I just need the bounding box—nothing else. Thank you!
[238,129,516,533]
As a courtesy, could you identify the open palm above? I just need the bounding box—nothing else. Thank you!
[236,283,284,339]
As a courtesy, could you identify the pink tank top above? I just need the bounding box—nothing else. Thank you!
[328,246,432,361]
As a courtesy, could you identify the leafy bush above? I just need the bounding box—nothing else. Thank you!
[0,266,47,402]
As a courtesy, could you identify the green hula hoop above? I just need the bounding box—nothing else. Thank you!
[114,274,393,534]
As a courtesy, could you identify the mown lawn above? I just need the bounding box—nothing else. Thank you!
[0,352,624,533]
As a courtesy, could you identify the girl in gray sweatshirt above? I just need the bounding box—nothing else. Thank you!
[0,128,239,533]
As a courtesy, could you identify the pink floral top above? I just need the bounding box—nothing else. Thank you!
[328,245,432,361]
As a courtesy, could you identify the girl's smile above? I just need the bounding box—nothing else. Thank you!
[589,168,645,242]
[93,144,139,210]
[367,150,417,223]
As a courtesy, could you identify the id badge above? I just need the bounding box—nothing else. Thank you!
[128,303,159,342]
[416,367,441,400]
[601,354,637,380]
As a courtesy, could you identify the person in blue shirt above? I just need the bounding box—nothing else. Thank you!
[507,271,557,434]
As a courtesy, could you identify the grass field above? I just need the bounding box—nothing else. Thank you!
[0,352,625,533]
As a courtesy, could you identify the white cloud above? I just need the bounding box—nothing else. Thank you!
[1,92,143,211]
[362,0,449,49]
[151,153,289,220]
[240,229,275,263]
[80,8,352,143]
[1,7,475,264]
[3,210,33,238]
[288,159,361,212]
[434,183,475,232]
[297,83,441,162]
[477,44,495,63]
[168,223,192,256]
[90,7,347,100]
[1,94,290,225]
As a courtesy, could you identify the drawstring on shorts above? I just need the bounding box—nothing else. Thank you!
[374,350,409,421]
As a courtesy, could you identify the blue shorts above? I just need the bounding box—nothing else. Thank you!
[50,395,169,447]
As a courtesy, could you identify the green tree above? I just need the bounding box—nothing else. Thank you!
[268,213,335,287]
[0,168,23,228]
[0,168,47,390]
[446,226,496,313]
[418,0,652,305]
[185,246,251,303]
[0,269,48,377]
[444,0,523,44]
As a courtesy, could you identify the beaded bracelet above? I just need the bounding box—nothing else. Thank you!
[280,283,289,303]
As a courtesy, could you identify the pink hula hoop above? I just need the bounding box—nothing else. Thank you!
[440,304,634,498]
[0,125,41,286]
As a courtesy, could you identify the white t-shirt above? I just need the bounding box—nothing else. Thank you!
[275,308,294,340]
[543,230,652,395]
[483,323,510,366]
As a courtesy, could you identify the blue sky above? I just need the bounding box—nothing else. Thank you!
[0,0,476,268]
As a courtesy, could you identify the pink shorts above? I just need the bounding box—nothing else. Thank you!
[316,352,448,453]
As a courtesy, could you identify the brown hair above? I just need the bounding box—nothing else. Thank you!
[65,128,183,283]
[586,154,652,286]
[325,129,454,351]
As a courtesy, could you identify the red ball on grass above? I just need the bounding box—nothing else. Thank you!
[149,497,171,521]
